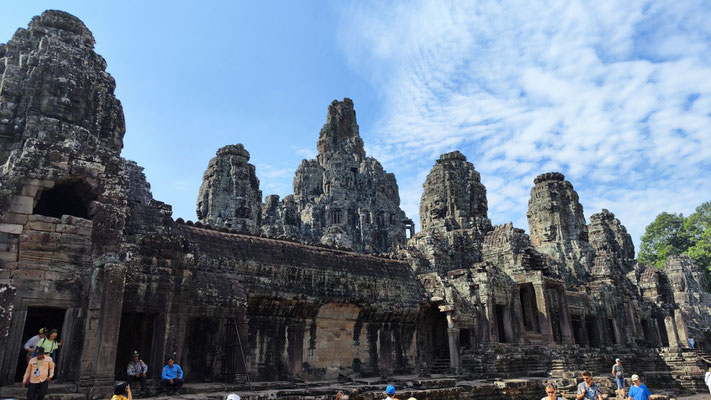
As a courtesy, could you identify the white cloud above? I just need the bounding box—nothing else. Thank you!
[338,0,711,249]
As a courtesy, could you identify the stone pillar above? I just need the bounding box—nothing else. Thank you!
[652,319,664,347]
[502,306,514,344]
[664,315,679,349]
[534,284,555,344]
[0,300,23,384]
[558,288,574,344]
[440,305,461,374]
[287,320,305,379]
[674,311,690,348]
[79,262,127,399]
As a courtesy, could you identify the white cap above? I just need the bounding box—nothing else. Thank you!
[226,395,241,400]
[631,374,640,381]
[615,358,620,362]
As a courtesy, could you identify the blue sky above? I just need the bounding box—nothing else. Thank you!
[3,1,711,251]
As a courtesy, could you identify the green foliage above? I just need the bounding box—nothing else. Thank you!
[638,212,690,269]
[639,201,711,290]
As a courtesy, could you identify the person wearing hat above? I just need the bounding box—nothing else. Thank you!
[611,358,625,398]
[160,357,184,395]
[126,350,148,395]
[627,374,651,400]
[23,328,49,362]
[22,347,55,400]
[704,367,711,395]
[383,384,398,400]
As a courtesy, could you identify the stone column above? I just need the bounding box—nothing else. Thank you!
[0,300,23,384]
[664,315,679,349]
[558,288,574,344]
[79,261,127,399]
[652,319,664,347]
[439,305,461,374]
[674,311,690,348]
[533,284,555,344]
[502,306,515,344]
[287,320,305,379]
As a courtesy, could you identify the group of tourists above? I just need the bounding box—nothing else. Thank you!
[115,351,184,397]
[21,327,63,400]
[543,359,652,400]
[21,348,711,400]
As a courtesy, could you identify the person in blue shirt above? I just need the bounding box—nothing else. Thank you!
[160,357,184,395]
[628,374,651,400]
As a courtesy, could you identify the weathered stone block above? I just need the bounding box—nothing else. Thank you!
[0,223,23,235]
[8,195,33,214]
[25,220,56,232]
[1,212,29,225]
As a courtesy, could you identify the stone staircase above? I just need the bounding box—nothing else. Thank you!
[430,350,451,375]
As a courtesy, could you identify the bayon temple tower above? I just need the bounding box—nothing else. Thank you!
[0,10,710,400]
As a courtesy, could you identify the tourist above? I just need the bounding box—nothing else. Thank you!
[704,367,711,395]
[612,358,625,398]
[37,329,62,362]
[627,374,651,400]
[23,328,48,360]
[689,337,695,349]
[126,350,148,395]
[384,385,398,400]
[542,382,564,400]
[335,391,350,400]
[22,347,54,400]
[576,371,603,400]
[226,394,240,400]
[160,357,184,395]
[111,381,133,400]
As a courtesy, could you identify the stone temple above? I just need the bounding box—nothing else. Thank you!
[1,10,710,400]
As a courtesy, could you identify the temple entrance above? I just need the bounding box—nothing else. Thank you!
[519,284,540,333]
[459,328,472,350]
[114,312,155,380]
[183,317,221,382]
[571,316,585,345]
[15,307,66,382]
[432,312,449,359]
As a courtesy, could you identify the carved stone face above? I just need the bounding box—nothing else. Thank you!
[429,199,447,219]
[34,74,91,124]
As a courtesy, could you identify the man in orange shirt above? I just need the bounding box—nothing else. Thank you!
[22,347,54,400]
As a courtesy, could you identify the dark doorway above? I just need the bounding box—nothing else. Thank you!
[495,305,508,343]
[33,180,95,219]
[519,284,540,333]
[432,312,449,358]
[460,328,472,350]
[571,316,585,345]
[640,319,650,342]
[183,318,221,382]
[657,317,670,347]
[585,317,599,348]
[15,307,66,382]
[114,313,155,380]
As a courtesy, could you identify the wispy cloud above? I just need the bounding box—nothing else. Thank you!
[338,0,711,250]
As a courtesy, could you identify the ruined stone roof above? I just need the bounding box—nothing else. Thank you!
[173,224,424,310]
